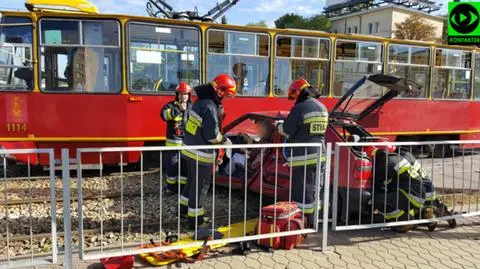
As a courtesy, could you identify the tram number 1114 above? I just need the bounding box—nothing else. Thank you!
[6,123,27,132]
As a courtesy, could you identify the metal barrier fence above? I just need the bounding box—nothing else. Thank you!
[0,148,57,269]
[75,143,331,261]
[332,140,480,231]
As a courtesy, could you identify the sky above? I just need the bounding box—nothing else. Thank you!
[3,0,449,27]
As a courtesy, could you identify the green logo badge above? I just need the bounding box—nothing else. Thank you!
[448,2,480,45]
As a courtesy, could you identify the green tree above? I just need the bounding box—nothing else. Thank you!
[274,13,305,29]
[439,15,447,44]
[246,20,267,27]
[303,15,331,31]
[274,13,330,31]
[393,14,437,41]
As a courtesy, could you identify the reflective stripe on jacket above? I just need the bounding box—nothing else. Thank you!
[181,84,224,165]
[280,98,328,167]
[161,101,190,144]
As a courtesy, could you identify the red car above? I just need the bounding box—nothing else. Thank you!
[215,74,421,223]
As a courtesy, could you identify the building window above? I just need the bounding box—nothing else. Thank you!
[347,27,351,34]
[368,23,373,34]
[354,26,358,34]
[374,22,380,33]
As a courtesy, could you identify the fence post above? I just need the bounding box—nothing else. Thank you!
[331,144,340,231]
[322,143,332,252]
[49,150,58,264]
[62,149,72,269]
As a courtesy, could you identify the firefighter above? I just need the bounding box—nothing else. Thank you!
[160,82,192,194]
[275,79,328,227]
[365,141,428,232]
[180,74,236,229]
[397,147,456,228]
[397,148,435,205]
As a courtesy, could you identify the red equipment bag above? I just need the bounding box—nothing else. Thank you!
[100,255,134,269]
[255,202,305,250]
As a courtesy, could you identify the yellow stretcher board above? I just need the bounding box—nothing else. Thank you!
[139,219,258,266]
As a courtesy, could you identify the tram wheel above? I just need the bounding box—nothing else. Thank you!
[427,222,437,232]
[448,219,457,228]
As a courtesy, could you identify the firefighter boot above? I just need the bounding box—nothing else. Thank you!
[423,207,437,232]
[391,225,415,233]
[434,199,457,228]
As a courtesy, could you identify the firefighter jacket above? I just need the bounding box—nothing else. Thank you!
[373,150,426,209]
[181,84,225,165]
[161,100,191,146]
[278,88,328,167]
[397,148,435,202]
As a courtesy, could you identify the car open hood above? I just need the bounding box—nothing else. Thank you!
[329,74,422,121]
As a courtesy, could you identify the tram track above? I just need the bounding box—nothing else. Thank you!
[2,191,160,206]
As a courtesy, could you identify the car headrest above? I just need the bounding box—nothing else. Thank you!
[348,134,361,143]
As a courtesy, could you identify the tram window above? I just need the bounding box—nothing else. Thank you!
[387,44,430,98]
[435,49,471,69]
[335,41,356,61]
[292,38,302,58]
[411,47,429,65]
[129,23,200,93]
[333,62,383,97]
[334,40,383,96]
[40,19,121,93]
[358,43,382,62]
[387,65,429,98]
[0,16,33,91]
[207,30,269,96]
[276,36,291,57]
[208,30,225,54]
[388,45,409,64]
[274,35,330,96]
[303,38,319,58]
[83,21,119,46]
[432,49,472,99]
[41,20,80,45]
[474,53,480,100]
[275,59,329,96]
[335,41,381,62]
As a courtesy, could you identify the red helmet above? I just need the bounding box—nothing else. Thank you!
[363,138,396,158]
[176,81,192,94]
[211,74,236,98]
[288,79,310,100]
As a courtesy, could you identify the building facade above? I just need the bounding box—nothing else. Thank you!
[329,5,444,39]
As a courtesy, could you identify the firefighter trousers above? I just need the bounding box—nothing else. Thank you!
[291,165,318,226]
[180,157,212,228]
[165,150,188,193]
[373,188,422,222]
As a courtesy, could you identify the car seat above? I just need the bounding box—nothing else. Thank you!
[348,134,361,143]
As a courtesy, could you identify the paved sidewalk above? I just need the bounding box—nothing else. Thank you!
[56,217,480,269]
